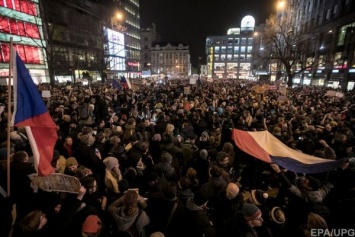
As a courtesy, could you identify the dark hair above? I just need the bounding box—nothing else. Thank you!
[209,164,221,177]
[12,151,27,162]
[80,176,96,190]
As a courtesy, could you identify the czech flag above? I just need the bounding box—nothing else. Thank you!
[120,76,131,89]
[231,129,344,174]
[112,79,122,90]
[11,52,58,176]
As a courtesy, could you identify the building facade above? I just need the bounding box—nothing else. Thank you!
[140,23,161,77]
[150,42,191,77]
[276,0,355,90]
[205,16,256,79]
[120,0,141,79]
[0,0,141,84]
[0,0,47,84]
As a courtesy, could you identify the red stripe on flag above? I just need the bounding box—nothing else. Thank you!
[17,113,57,176]
[231,129,272,163]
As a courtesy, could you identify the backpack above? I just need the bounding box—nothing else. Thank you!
[78,105,90,120]
[117,210,143,237]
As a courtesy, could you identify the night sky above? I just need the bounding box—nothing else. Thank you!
[140,0,275,67]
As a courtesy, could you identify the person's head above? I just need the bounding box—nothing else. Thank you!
[298,175,321,190]
[242,203,263,227]
[80,176,98,194]
[19,210,48,234]
[103,156,119,171]
[12,151,29,163]
[199,149,208,160]
[82,215,102,237]
[149,232,165,237]
[123,190,138,216]
[226,182,240,200]
[65,136,73,146]
[186,167,198,180]
[66,157,79,172]
[163,181,178,201]
[216,151,229,168]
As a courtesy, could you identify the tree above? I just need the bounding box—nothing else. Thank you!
[258,1,321,87]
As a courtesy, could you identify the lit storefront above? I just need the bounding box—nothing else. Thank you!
[0,0,48,84]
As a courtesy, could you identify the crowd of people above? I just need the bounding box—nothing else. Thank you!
[0,78,354,237]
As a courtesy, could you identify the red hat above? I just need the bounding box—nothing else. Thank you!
[82,215,101,233]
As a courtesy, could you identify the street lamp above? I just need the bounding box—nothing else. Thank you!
[110,11,126,32]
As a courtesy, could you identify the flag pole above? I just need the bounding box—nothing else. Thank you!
[7,38,14,196]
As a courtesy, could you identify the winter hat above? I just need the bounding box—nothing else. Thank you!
[249,189,269,206]
[66,157,78,168]
[242,203,262,221]
[200,149,208,159]
[269,206,286,224]
[82,215,101,233]
[103,157,119,170]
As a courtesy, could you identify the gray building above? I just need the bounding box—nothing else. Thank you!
[150,42,191,77]
[140,23,161,76]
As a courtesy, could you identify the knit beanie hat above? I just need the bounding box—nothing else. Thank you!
[82,215,101,233]
[249,189,269,206]
[242,203,262,221]
[269,206,286,224]
[66,157,78,168]
[103,157,119,170]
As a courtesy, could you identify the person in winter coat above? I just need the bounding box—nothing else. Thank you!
[184,190,216,237]
[108,190,150,236]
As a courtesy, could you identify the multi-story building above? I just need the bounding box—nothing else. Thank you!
[0,0,47,83]
[276,0,355,90]
[120,0,141,79]
[0,0,141,84]
[140,23,161,77]
[205,15,256,79]
[150,42,191,77]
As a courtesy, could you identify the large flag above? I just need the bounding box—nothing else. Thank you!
[112,79,122,90]
[120,76,131,89]
[11,52,58,176]
[231,129,344,174]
